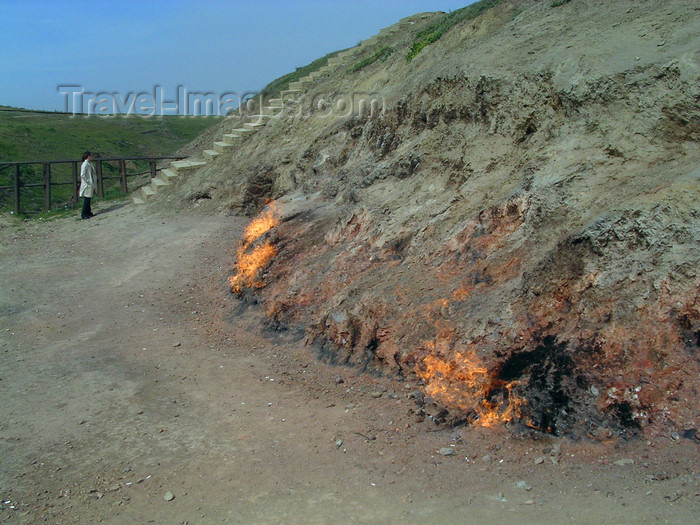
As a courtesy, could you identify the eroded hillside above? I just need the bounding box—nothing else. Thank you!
[158,0,700,438]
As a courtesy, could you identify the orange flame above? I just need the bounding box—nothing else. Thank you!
[229,203,279,294]
[416,349,525,428]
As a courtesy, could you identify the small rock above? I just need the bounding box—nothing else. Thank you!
[412,390,425,405]
[439,448,456,456]
[370,391,382,398]
[613,459,634,466]
[334,376,344,384]
[670,432,680,441]
[515,480,532,491]
[164,491,175,502]
[335,439,343,449]
[172,342,181,347]
[534,456,545,465]
[481,455,491,463]
[423,401,448,423]
[680,428,697,440]
[523,499,534,505]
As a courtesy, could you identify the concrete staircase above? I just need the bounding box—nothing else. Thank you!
[131,160,206,204]
[131,19,410,205]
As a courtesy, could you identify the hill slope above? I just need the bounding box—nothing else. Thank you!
[155,0,700,437]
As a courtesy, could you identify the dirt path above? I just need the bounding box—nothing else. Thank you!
[1,202,698,524]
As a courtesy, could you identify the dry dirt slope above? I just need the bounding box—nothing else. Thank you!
[156,0,700,438]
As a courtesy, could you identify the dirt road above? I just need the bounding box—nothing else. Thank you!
[1,202,697,524]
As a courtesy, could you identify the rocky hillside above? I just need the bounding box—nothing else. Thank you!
[157,0,699,438]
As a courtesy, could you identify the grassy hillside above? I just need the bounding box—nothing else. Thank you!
[0,106,220,162]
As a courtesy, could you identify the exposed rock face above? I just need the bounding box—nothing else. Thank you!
[169,0,699,437]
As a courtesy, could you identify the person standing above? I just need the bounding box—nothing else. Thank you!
[79,151,97,219]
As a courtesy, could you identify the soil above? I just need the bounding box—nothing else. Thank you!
[1,202,698,524]
[167,0,700,437]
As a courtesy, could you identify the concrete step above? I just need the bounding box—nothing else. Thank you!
[203,149,220,161]
[131,185,153,205]
[247,112,276,120]
[150,177,168,192]
[156,169,176,185]
[243,121,265,131]
[159,168,178,180]
[280,90,301,99]
[171,160,207,174]
[231,127,254,134]
[288,80,309,90]
[223,133,242,144]
[213,141,234,153]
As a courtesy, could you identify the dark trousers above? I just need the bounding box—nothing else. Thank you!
[81,197,92,219]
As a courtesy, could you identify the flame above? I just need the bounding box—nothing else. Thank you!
[416,349,526,428]
[242,205,278,245]
[229,203,279,294]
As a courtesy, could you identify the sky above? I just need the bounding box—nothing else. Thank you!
[0,0,476,114]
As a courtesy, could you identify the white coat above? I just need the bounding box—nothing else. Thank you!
[79,159,97,198]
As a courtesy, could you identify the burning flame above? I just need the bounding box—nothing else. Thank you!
[416,349,525,428]
[229,203,279,294]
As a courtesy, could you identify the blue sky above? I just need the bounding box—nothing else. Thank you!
[0,0,475,113]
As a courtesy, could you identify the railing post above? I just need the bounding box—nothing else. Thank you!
[43,163,51,212]
[96,160,104,198]
[13,164,21,215]
[150,159,157,179]
[119,159,127,193]
[72,161,79,205]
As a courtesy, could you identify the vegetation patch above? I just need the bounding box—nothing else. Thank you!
[551,0,573,6]
[0,106,218,162]
[406,0,505,62]
[351,46,394,72]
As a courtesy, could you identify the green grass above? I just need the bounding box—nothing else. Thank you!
[406,0,505,62]
[550,0,573,6]
[0,106,220,162]
[351,46,394,72]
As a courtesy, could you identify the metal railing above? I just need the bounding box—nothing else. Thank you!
[0,156,186,215]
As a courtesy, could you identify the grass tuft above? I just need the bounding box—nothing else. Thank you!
[351,46,395,72]
[406,0,505,62]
